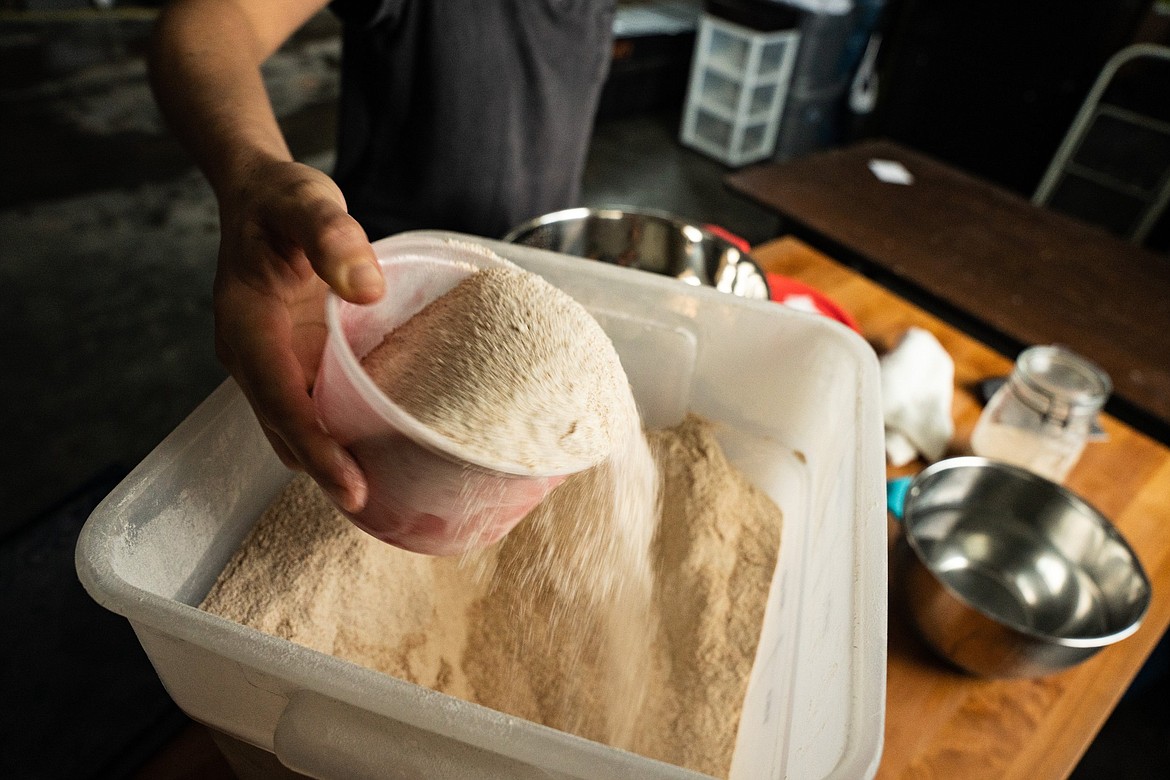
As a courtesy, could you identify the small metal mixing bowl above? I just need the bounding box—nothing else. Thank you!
[898,457,1151,678]
[503,206,771,300]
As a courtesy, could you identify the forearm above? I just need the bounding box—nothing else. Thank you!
[147,0,322,199]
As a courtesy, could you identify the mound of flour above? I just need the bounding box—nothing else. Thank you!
[361,263,633,475]
[202,415,783,777]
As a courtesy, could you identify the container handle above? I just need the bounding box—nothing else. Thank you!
[887,476,913,521]
[272,691,556,780]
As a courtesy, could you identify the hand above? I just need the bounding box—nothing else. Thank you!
[213,158,384,512]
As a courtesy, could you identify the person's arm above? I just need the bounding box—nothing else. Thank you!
[149,0,383,513]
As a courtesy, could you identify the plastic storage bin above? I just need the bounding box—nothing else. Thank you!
[76,230,887,780]
[680,13,801,166]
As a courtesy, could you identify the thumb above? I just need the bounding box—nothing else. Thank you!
[290,195,384,304]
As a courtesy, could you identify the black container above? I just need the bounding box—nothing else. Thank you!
[597,31,696,120]
[705,0,799,32]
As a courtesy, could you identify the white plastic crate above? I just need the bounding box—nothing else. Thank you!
[681,14,801,167]
[76,230,887,780]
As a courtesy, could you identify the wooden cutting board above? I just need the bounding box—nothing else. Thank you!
[752,235,1170,780]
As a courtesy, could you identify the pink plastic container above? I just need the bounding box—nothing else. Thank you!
[312,236,572,555]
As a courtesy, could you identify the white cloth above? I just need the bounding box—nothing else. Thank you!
[880,327,955,467]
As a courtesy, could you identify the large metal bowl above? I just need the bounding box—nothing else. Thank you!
[503,207,771,300]
[898,457,1151,678]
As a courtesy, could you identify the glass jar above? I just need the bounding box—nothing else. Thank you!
[970,345,1111,483]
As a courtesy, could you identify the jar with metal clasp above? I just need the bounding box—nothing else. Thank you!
[970,345,1111,483]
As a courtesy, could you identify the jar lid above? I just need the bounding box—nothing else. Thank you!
[1013,345,1112,418]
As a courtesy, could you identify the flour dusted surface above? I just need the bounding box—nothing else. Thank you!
[201,415,783,778]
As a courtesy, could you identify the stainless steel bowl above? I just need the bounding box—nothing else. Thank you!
[898,457,1151,678]
[503,207,771,300]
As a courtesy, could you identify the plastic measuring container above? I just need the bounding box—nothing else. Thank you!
[312,235,582,555]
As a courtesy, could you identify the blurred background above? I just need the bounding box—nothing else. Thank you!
[2,0,1167,777]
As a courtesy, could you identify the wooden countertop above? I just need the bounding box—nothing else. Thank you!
[726,140,1170,444]
[752,236,1170,780]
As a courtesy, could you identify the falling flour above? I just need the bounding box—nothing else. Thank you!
[201,253,783,776]
[359,259,660,744]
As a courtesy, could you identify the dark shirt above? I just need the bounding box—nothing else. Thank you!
[329,0,615,240]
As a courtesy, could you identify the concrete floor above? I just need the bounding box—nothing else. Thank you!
[1,9,1165,780]
[1,11,344,533]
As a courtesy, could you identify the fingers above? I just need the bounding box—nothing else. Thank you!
[260,422,300,470]
[258,372,369,515]
[222,318,369,514]
[286,190,384,304]
[216,162,379,511]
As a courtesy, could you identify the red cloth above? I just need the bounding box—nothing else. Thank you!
[766,273,861,333]
[703,224,860,332]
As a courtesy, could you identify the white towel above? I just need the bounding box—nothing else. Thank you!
[880,327,955,466]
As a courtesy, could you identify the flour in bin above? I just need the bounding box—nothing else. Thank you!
[200,252,783,777]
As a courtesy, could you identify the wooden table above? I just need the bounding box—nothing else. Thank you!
[752,236,1170,779]
[727,139,1170,445]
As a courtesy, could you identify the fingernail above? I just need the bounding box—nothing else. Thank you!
[346,262,383,298]
[331,486,360,515]
[334,455,368,514]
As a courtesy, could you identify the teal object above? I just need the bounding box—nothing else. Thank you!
[887,476,913,520]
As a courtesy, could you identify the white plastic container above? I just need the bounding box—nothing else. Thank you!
[680,14,801,167]
[970,345,1111,484]
[76,230,887,780]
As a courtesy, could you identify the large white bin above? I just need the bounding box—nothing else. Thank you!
[76,230,887,779]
